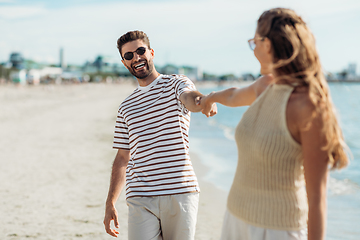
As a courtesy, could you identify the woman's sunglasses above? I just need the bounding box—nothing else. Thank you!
[123,47,146,60]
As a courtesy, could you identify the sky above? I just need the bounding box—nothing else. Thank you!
[0,0,359,76]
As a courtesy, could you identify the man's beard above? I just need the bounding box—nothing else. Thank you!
[127,59,154,79]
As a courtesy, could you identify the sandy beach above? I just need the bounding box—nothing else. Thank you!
[0,82,227,240]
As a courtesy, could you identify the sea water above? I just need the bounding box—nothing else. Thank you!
[190,82,360,239]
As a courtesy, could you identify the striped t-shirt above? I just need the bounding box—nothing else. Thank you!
[113,74,200,199]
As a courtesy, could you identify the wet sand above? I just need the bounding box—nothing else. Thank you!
[0,82,226,239]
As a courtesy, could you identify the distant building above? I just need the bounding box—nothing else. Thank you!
[82,55,129,76]
[28,69,41,85]
[10,69,26,84]
[9,52,24,69]
[2,50,225,84]
[241,73,256,81]
[180,66,203,81]
[348,63,356,76]
[347,63,357,80]
[326,63,360,82]
[161,64,179,75]
[160,64,203,81]
[93,55,117,73]
[60,47,67,69]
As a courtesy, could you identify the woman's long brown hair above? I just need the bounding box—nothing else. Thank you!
[257,8,350,169]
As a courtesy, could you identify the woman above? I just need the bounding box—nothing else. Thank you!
[198,8,349,240]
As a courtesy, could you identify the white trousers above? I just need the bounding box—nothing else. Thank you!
[220,209,307,240]
[126,192,199,240]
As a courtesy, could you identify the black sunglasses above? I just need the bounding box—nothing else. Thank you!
[123,47,146,60]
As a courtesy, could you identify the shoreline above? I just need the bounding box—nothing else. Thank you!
[191,152,228,240]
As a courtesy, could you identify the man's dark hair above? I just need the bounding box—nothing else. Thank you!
[117,30,151,58]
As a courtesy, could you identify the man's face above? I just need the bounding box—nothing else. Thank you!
[121,39,155,79]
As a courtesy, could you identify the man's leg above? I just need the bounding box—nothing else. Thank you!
[159,192,199,240]
[127,197,162,240]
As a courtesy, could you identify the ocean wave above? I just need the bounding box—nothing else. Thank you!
[328,177,360,196]
[208,118,235,141]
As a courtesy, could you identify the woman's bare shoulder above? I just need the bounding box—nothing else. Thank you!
[288,87,316,127]
[253,74,275,97]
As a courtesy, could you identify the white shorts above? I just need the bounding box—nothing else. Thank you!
[126,192,199,240]
[220,209,307,240]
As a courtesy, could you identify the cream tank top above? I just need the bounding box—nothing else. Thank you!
[227,83,308,231]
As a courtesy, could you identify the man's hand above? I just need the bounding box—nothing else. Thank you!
[179,90,217,115]
[104,204,120,237]
[104,149,130,237]
[196,93,217,117]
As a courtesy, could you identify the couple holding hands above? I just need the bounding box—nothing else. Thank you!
[104,8,349,240]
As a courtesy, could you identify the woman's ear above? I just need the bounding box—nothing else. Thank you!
[264,38,272,54]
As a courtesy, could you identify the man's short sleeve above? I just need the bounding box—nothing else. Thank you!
[113,110,130,150]
[174,75,197,101]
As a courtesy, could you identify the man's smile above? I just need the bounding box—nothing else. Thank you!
[133,61,146,70]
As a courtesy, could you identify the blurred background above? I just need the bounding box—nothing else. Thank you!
[0,0,359,83]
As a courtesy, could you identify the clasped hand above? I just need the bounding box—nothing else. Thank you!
[196,93,217,117]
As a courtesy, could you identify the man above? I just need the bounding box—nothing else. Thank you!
[103,30,217,240]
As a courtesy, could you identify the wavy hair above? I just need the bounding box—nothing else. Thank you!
[257,8,350,169]
[117,30,151,58]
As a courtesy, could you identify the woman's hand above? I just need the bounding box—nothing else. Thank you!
[196,93,217,117]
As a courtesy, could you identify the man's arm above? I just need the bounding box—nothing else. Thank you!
[104,148,131,237]
[179,90,217,116]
